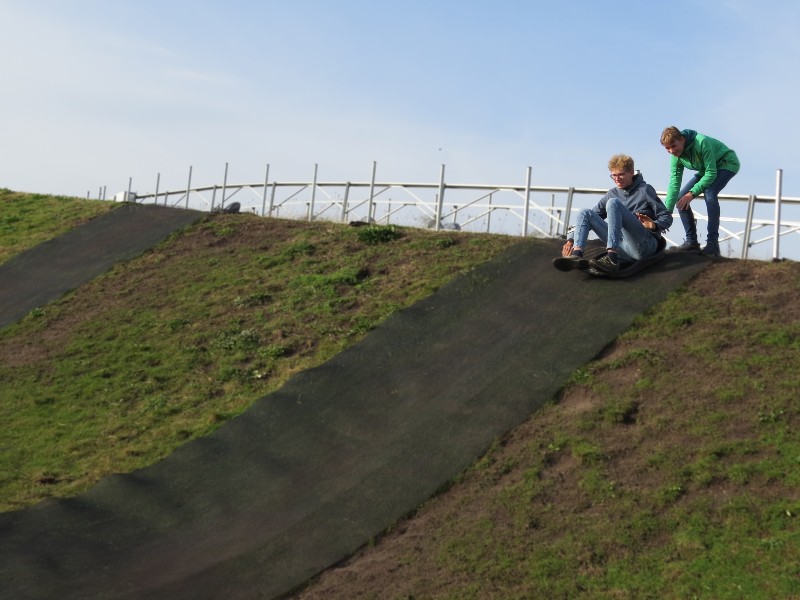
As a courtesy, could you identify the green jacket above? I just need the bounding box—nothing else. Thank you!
[665,129,740,211]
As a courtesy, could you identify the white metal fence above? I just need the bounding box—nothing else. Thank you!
[105,163,800,262]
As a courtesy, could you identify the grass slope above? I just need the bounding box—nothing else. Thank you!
[0,193,521,510]
[0,188,114,264]
[293,257,800,599]
[3,192,800,599]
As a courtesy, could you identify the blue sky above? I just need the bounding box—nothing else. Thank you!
[2,0,798,205]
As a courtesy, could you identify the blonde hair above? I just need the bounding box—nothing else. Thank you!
[660,126,683,145]
[608,154,634,172]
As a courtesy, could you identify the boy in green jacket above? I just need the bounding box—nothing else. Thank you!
[661,126,740,257]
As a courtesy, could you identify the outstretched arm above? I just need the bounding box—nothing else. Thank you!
[665,157,684,211]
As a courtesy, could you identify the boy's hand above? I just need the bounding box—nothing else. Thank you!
[677,192,695,210]
[636,213,655,230]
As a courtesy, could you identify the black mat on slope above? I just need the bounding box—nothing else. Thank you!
[0,236,710,600]
[0,203,203,329]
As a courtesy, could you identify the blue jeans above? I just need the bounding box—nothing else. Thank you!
[678,169,737,245]
[573,197,659,262]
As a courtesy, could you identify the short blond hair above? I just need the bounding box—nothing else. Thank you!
[660,126,683,145]
[608,154,634,172]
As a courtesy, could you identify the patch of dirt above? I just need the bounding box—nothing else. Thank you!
[288,257,800,599]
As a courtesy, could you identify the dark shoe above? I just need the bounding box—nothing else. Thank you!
[701,243,721,257]
[674,240,701,252]
[590,254,620,273]
[552,255,589,272]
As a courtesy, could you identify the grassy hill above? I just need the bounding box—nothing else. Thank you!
[294,255,800,600]
[0,191,522,510]
[2,190,800,599]
[0,188,114,263]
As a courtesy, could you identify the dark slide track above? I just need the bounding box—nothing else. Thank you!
[0,209,709,599]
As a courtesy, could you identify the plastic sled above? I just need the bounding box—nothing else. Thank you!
[585,237,667,279]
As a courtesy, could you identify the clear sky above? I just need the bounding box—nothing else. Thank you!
[2,0,798,206]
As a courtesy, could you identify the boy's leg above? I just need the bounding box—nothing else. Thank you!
[554,209,608,271]
[572,208,608,251]
[554,209,596,270]
[676,174,702,247]
[563,208,604,270]
[701,169,737,247]
[605,198,658,261]
[678,210,698,245]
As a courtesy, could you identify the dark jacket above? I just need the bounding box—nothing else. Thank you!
[587,172,673,233]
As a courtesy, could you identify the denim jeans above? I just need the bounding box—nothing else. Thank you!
[573,197,659,262]
[678,169,737,245]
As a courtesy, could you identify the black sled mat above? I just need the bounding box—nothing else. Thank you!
[552,239,677,279]
[0,238,710,600]
[0,203,203,329]
[584,237,671,278]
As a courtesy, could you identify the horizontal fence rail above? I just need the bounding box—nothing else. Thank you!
[105,164,800,262]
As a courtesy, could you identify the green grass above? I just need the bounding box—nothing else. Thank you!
[408,258,800,599]
[0,194,522,510]
[0,188,114,264]
[4,191,800,599]
[293,256,800,598]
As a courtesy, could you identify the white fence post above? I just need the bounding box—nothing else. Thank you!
[435,164,446,231]
[773,169,783,261]
[368,161,377,223]
[221,162,229,210]
[742,194,756,260]
[309,163,319,222]
[563,187,575,236]
[261,164,270,217]
[522,166,532,237]
[341,182,351,222]
[184,166,192,210]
